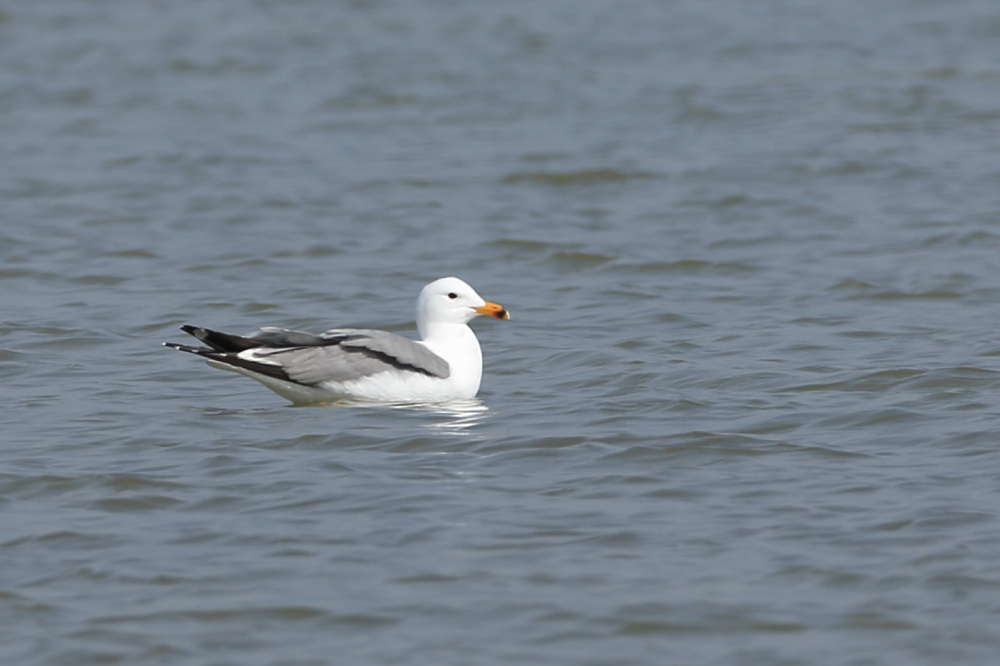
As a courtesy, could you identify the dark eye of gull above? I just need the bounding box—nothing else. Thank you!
[448,292,458,299]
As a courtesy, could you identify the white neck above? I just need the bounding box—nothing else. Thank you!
[418,322,483,395]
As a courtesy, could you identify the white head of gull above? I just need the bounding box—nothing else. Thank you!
[165,277,509,405]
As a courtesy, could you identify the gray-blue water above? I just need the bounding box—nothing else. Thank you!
[3,1,1000,664]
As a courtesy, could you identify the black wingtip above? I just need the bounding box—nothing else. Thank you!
[163,341,206,354]
[165,326,209,352]
[174,325,261,353]
[180,324,206,340]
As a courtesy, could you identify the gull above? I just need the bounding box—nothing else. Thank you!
[164,277,510,405]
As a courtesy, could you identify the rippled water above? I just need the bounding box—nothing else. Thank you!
[3,0,1000,664]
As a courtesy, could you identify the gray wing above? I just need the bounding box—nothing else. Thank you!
[250,328,450,385]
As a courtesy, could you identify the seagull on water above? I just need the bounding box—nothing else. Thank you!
[164,277,510,405]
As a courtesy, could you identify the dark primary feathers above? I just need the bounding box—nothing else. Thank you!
[164,325,451,387]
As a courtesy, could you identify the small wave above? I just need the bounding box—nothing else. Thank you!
[502,168,660,186]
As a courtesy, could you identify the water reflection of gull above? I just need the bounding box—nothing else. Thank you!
[407,399,490,435]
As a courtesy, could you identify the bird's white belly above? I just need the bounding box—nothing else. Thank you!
[329,368,476,403]
[222,363,476,405]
